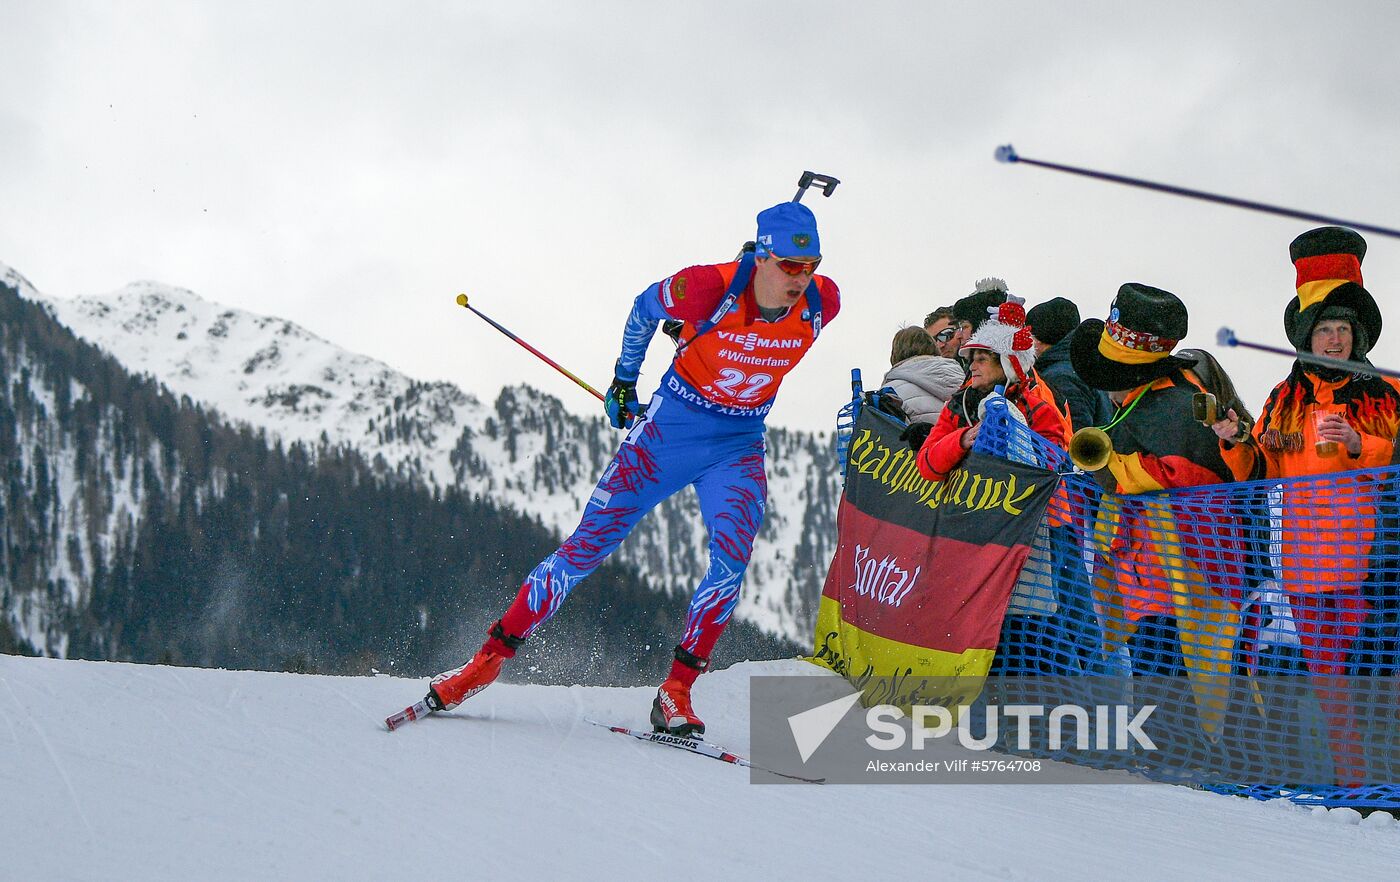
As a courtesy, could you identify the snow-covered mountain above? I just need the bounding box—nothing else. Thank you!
[19,268,841,642]
[4,654,1396,880]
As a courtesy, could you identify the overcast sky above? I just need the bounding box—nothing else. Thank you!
[4,1,1399,433]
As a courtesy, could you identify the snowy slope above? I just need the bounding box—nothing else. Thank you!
[2,654,1397,881]
[14,270,840,642]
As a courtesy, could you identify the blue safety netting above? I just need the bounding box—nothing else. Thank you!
[837,392,1400,809]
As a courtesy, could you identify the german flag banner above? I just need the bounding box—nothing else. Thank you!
[810,407,1059,708]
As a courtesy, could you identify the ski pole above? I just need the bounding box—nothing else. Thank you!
[455,294,605,402]
[1217,327,1400,380]
[995,145,1400,240]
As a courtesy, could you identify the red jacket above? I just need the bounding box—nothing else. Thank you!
[915,373,1069,483]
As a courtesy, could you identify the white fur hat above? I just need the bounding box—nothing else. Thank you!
[959,294,1037,383]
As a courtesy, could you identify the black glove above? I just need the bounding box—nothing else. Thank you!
[899,421,933,451]
[604,376,639,429]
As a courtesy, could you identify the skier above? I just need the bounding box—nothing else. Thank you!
[423,202,841,736]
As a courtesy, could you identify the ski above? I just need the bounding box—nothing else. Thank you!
[585,719,824,784]
[385,697,435,731]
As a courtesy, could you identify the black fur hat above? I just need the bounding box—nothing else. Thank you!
[1069,283,1196,392]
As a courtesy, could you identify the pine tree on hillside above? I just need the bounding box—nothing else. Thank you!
[1,280,799,682]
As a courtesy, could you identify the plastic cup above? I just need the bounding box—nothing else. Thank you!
[1314,409,1339,457]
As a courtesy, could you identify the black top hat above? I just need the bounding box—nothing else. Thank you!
[1283,226,1380,353]
[1069,283,1197,392]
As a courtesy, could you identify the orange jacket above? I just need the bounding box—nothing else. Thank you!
[669,261,838,411]
[1220,369,1400,594]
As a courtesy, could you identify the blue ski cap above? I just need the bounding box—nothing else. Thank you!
[756,202,820,259]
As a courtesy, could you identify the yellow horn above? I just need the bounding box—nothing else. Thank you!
[1069,427,1113,472]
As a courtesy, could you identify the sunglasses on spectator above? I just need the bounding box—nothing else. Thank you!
[768,255,821,276]
[933,328,956,343]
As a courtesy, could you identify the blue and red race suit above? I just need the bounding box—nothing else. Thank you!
[496,261,840,661]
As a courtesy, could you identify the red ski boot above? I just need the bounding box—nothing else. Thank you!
[426,622,523,711]
[650,646,710,737]
[651,677,705,737]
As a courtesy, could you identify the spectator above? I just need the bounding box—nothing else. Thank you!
[1026,296,1112,433]
[913,295,1071,684]
[915,295,1068,484]
[880,326,965,425]
[1068,283,1249,770]
[1212,226,1397,597]
[1210,226,1400,785]
[922,306,959,359]
[951,278,1010,355]
[1064,282,1254,677]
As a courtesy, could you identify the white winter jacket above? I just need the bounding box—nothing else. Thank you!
[880,355,966,424]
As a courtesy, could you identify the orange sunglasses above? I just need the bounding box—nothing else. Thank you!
[768,255,821,276]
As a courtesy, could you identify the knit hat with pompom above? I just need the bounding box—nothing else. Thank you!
[959,294,1037,383]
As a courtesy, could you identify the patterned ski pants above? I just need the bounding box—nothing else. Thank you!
[497,392,768,660]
